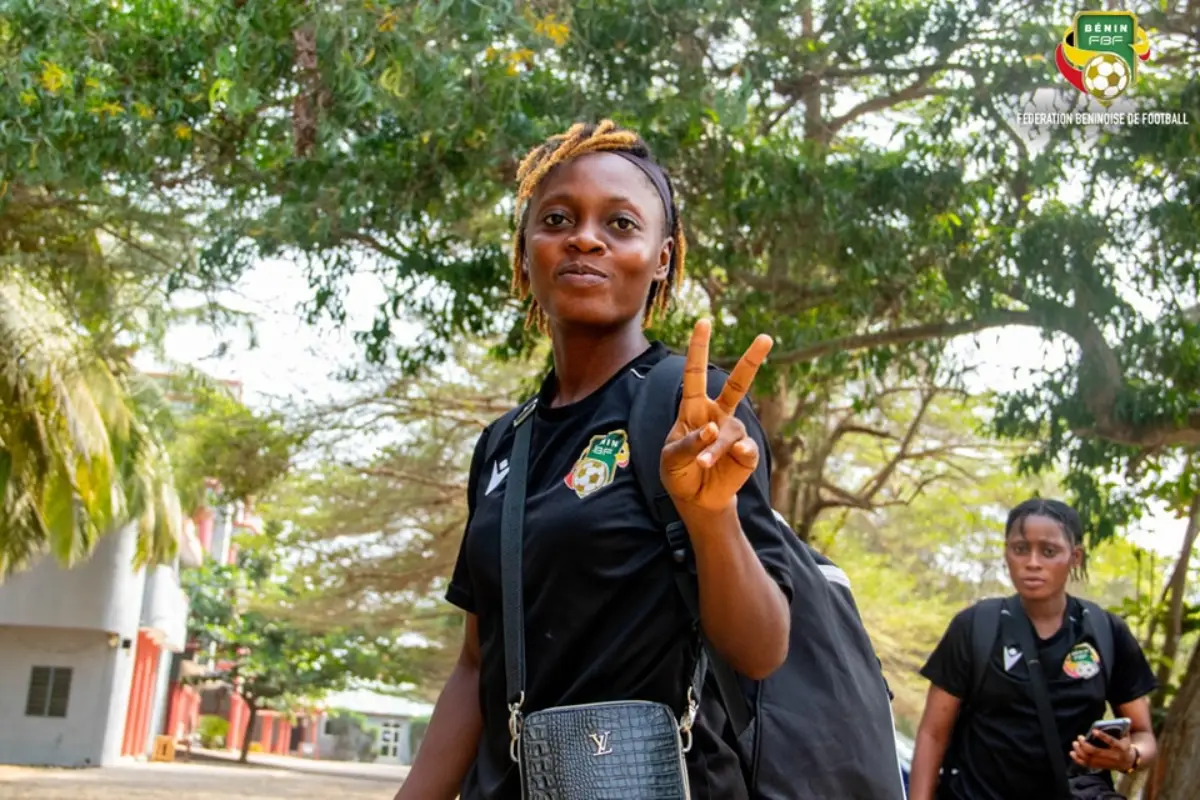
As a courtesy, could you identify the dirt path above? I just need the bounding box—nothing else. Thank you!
[0,761,399,800]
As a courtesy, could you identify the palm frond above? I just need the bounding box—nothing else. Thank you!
[0,278,181,577]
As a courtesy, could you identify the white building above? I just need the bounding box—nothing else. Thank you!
[0,521,202,767]
[314,688,434,766]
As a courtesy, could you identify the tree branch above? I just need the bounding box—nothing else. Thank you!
[724,310,1039,368]
[824,82,944,142]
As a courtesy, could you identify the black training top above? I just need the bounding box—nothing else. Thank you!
[921,597,1156,800]
[446,341,795,800]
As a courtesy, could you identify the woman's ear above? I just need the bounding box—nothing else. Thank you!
[653,239,673,282]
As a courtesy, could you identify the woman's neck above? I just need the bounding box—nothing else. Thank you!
[1020,592,1069,634]
[547,321,650,407]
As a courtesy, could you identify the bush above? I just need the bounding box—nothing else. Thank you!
[196,715,229,749]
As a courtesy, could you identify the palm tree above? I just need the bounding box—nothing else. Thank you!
[0,277,182,576]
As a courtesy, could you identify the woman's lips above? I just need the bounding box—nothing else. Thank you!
[555,263,609,287]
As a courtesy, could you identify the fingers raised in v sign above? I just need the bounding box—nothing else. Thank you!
[679,319,773,425]
[663,319,774,511]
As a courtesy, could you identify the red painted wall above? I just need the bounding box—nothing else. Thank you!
[193,508,214,552]
[121,631,161,757]
[164,683,201,741]
[226,692,250,752]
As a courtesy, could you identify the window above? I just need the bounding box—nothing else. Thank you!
[25,666,72,718]
[324,719,334,735]
[378,720,402,758]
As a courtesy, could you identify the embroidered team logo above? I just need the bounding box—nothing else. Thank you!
[564,429,630,498]
[1063,642,1102,680]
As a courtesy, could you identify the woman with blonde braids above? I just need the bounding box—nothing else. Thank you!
[394,121,792,800]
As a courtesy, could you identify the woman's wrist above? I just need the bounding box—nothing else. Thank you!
[1125,744,1141,773]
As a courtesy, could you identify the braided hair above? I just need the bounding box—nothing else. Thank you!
[510,120,687,333]
[1005,498,1087,577]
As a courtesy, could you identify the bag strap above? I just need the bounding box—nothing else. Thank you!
[970,597,1005,701]
[500,399,538,711]
[629,354,753,737]
[499,393,707,745]
[944,598,1003,777]
[1007,596,1072,800]
[1079,599,1116,686]
[483,404,526,467]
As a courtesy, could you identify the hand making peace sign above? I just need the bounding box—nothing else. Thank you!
[660,319,774,512]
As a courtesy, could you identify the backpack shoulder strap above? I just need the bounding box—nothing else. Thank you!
[628,354,732,532]
[628,354,754,736]
[482,401,532,467]
[969,597,1006,702]
[629,354,698,558]
[1078,598,1116,685]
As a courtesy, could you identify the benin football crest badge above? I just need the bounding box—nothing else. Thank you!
[1063,642,1102,680]
[564,429,630,498]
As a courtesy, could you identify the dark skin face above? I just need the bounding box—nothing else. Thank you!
[1004,514,1082,603]
[523,152,672,333]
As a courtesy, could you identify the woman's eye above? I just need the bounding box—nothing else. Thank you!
[611,217,637,231]
[543,212,568,226]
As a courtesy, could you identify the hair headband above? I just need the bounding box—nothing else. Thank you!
[607,150,675,232]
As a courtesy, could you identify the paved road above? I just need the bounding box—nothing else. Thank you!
[0,759,406,800]
[189,747,411,784]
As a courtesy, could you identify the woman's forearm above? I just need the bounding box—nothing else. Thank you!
[1130,729,1157,771]
[908,729,951,800]
[393,659,483,800]
[677,502,789,679]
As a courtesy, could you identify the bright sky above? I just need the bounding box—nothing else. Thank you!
[139,258,1186,560]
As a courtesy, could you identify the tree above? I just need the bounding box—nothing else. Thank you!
[183,550,424,762]
[10,0,1199,537]
[266,341,535,695]
[165,384,305,513]
[769,363,1004,543]
[0,276,182,574]
[1145,641,1200,800]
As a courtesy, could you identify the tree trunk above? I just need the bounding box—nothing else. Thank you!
[1144,643,1200,800]
[755,382,795,515]
[1153,495,1200,713]
[239,701,259,764]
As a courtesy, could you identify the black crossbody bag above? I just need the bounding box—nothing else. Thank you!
[1009,600,1126,800]
[501,400,703,799]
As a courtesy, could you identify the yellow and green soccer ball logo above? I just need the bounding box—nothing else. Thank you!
[1081,53,1130,103]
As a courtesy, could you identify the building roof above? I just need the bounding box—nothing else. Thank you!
[321,688,434,719]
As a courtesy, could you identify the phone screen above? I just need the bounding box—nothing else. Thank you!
[1085,719,1130,749]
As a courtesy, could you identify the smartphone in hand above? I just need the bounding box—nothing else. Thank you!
[1084,717,1131,749]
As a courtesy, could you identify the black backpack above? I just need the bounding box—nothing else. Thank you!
[484,353,905,799]
[629,354,904,800]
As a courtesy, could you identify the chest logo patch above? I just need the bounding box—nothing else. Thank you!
[564,429,630,498]
[1004,646,1023,672]
[1063,642,1102,680]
